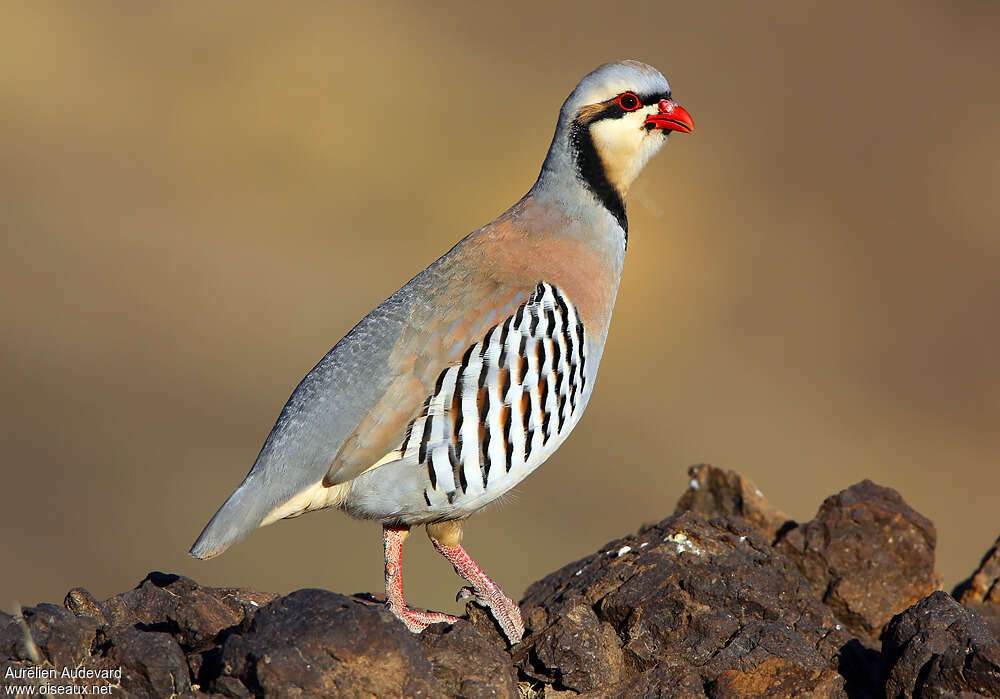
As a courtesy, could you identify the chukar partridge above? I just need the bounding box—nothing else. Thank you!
[191,60,694,644]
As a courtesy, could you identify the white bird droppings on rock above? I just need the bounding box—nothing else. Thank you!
[664,531,700,555]
[617,545,632,557]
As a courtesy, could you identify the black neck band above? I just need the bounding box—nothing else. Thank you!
[569,121,628,245]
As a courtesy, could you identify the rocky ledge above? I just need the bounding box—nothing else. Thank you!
[3,465,1000,697]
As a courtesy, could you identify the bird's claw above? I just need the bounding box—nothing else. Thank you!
[455,585,524,644]
[456,585,481,604]
[387,603,460,633]
[496,599,525,644]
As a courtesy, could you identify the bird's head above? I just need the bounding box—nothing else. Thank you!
[537,60,693,227]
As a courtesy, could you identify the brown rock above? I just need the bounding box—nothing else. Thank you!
[954,534,1000,639]
[955,535,1000,606]
[675,463,794,542]
[882,591,1000,697]
[0,612,15,658]
[1,470,981,697]
[960,600,1000,643]
[591,661,706,698]
[0,603,196,697]
[708,657,846,698]
[518,511,853,695]
[0,603,98,668]
[213,588,438,697]
[529,600,625,692]
[100,571,277,652]
[420,620,519,698]
[465,597,517,650]
[774,480,939,646]
[0,605,122,696]
[102,626,192,696]
[63,588,105,621]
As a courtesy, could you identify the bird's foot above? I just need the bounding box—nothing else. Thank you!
[387,603,460,633]
[453,581,524,644]
[475,585,525,644]
[427,528,525,644]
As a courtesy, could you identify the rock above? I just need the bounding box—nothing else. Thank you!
[708,658,846,698]
[954,534,1000,639]
[882,591,1000,697]
[1,603,98,668]
[525,599,625,691]
[773,480,939,646]
[465,597,519,650]
[0,469,987,697]
[675,463,794,542]
[63,588,105,620]
[100,571,277,652]
[102,626,192,696]
[594,660,706,698]
[213,589,438,697]
[960,600,1000,644]
[420,620,520,697]
[518,511,853,695]
[0,604,104,695]
[954,535,1000,607]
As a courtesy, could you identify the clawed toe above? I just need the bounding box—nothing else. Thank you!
[390,605,460,633]
[458,586,524,643]
[456,585,478,603]
[497,600,525,643]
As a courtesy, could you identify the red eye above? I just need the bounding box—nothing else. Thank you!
[615,92,641,111]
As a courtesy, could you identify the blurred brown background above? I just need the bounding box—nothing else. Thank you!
[2,1,998,615]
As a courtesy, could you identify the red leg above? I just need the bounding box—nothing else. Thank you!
[428,535,525,643]
[383,524,459,632]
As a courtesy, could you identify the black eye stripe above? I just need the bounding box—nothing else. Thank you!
[584,91,673,122]
[630,91,671,108]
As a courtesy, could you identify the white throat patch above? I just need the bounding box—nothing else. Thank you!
[588,108,667,196]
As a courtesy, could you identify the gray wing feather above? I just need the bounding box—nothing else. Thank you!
[189,284,417,559]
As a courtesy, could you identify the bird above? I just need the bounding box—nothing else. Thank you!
[189,60,693,644]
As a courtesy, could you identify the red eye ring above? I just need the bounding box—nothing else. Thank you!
[615,92,642,111]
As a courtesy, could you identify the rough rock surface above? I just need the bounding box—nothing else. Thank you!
[1,471,998,697]
[213,589,439,697]
[674,463,794,542]
[773,479,939,647]
[516,511,851,696]
[954,534,1000,639]
[882,591,1000,697]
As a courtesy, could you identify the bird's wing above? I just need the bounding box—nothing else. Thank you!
[188,244,536,559]
[323,273,533,486]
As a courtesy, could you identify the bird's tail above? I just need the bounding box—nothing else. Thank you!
[189,480,269,560]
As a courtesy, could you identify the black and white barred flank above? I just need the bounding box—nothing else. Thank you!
[398,282,589,510]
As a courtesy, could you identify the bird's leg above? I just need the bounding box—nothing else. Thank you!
[426,521,525,644]
[382,524,459,632]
